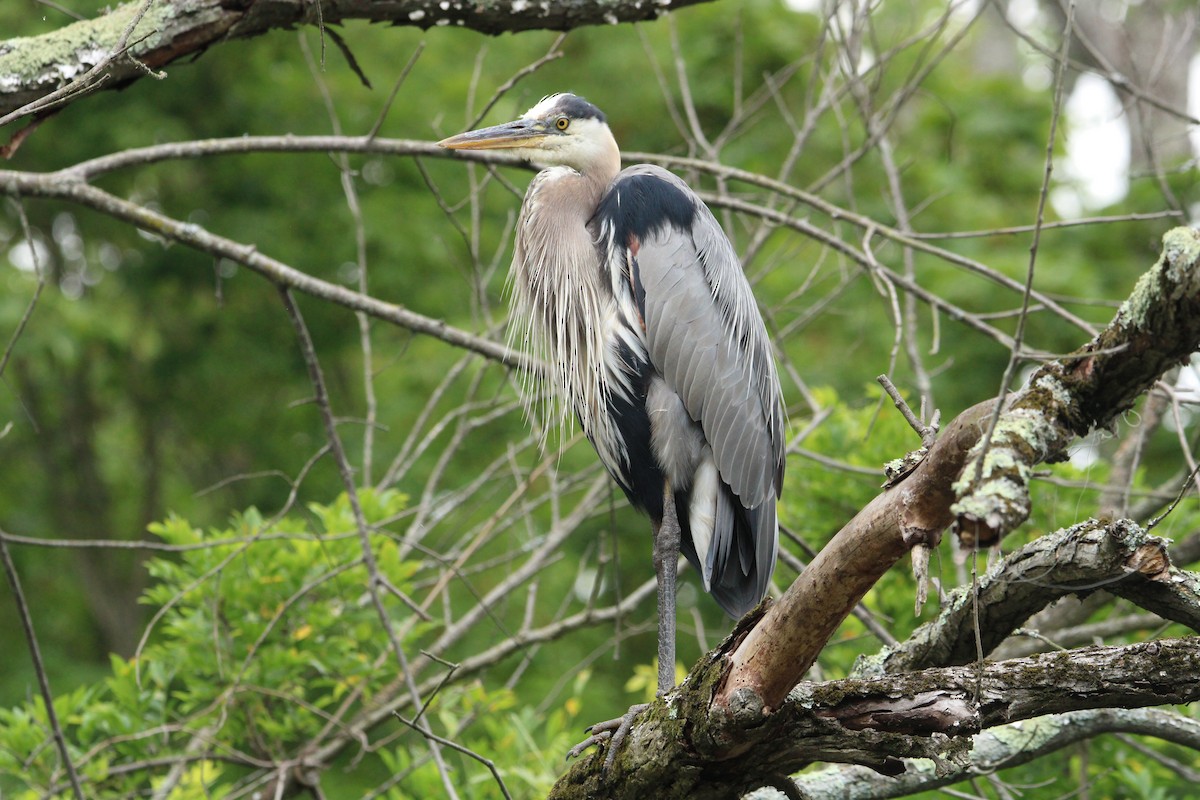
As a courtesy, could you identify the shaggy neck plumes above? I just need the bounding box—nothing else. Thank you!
[507,145,624,463]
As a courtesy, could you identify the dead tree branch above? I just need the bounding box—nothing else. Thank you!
[953,228,1200,544]
[551,227,1200,797]
[0,166,524,367]
[782,707,1200,800]
[0,0,713,126]
[858,518,1199,676]
[720,228,1200,716]
[550,638,1200,799]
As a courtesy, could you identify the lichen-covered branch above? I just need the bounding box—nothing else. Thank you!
[772,708,1200,800]
[856,517,1198,676]
[953,227,1200,544]
[715,227,1200,719]
[0,0,711,125]
[551,228,1200,798]
[550,638,1200,799]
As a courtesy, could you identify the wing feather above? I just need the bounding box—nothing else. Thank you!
[593,165,785,616]
[637,215,781,506]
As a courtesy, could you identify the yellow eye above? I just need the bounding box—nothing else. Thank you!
[555,117,570,131]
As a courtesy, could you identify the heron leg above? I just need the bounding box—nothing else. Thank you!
[565,486,682,771]
[653,482,680,695]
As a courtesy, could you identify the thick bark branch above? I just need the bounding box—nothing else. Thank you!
[0,0,711,125]
[857,518,1200,676]
[771,708,1200,800]
[550,638,1200,799]
[953,227,1200,544]
[717,227,1200,715]
[709,400,999,716]
[552,228,1200,797]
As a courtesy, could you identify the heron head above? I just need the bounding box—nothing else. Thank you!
[438,93,618,175]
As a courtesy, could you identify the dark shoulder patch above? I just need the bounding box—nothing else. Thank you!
[592,169,698,245]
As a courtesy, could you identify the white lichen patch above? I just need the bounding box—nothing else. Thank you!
[0,0,205,92]
[1034,373,1072,407]
[1118,227,1200,325]
[952,410,1053,500]
[950,493,1002,529]
[850,650,889,679]
[1162,226,1200,287]
[1167,567,1200,588]
[976,476,1030,504]
[1003,409,1059,454]
[981,448,1022,478]
[1107,517,1150,548]
[951,475,1029,531]
[985,716,1060,755]
[785,683,818,709]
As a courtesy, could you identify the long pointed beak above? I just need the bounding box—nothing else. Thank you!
[437,119,549,151]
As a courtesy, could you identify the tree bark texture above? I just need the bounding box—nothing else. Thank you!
[859,518,1200,676]
[777,708,1200,800]
[552,227,1200,798]
[717,227,1200,716]
[953,227,1200,545]
[0,0,712,124]
[549,638,1200,799]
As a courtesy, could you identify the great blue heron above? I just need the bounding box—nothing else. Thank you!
[439,93,784,763]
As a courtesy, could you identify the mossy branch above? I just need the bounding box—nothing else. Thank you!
[715,228,1200,723]
[857,518,1198,677]
[551,638,1200,799]
[552,228,1200,798]
[953,227,1200,544]
[791,708,1200,799]
[0,0,713,126]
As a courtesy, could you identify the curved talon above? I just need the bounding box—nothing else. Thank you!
[566,702,650,771]
[565,732,607,761]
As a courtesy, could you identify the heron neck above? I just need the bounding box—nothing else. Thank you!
[579,138,621,207]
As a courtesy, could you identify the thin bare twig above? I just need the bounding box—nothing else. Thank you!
[300,33,380,486]
[971,1,1076,487]
[276,285,461,798]
[368,42,425,140]
[876,373,938,447]
[0,201,45,380]
[468,33,568,129]
[394,712,514,799]
[0,533,85,799]
[0,172,525,367]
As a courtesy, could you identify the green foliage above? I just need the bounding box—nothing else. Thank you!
[0,490,585,797]
[783,386,914,540]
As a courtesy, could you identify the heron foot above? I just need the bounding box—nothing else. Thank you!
[566,702,650,771]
